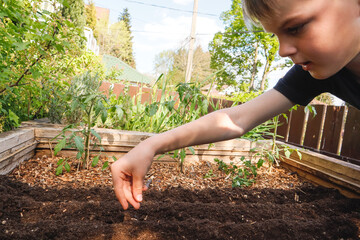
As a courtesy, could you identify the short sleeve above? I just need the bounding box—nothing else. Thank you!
[273,65,324,106]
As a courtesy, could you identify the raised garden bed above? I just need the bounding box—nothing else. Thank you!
[1,122,360,239]
[1,156,360,240]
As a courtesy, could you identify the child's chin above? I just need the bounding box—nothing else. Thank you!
[308,70,333,80]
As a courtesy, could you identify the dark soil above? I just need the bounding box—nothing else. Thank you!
[1,159,359,240]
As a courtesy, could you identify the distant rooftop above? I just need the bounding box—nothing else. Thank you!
[102,54,153,85]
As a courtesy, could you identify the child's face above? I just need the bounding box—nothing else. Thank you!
[261,0,360,79]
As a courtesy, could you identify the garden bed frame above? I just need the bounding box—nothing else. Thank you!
[1,120,359,198]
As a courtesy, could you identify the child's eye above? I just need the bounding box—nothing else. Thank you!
[287,23,306,35]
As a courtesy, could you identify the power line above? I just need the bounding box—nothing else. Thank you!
[123,0,219,17]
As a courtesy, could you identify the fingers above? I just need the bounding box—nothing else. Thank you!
[111,160,146,210]
[132,173,145,204]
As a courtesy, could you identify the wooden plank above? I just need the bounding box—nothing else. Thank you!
[303,104,325,150]
[341,106,360,160]
[278,143,360,198]
[287,106,306,145]
[0,128,34,153]
[284,148,360,182]
[281,162,360,199]
[320,106,344,154]
[0,142,37,175]
[275,110,291,141]
[0,138,35,160]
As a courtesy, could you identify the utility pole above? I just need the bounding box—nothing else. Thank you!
[185,0,198,83]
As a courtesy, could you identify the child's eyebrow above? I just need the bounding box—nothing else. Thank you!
[279,15,304,29]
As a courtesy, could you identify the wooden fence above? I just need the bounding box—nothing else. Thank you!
[275,105,360,166]
[99,82,360,166]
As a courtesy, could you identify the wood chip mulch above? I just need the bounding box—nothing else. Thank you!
[10,155,310,191]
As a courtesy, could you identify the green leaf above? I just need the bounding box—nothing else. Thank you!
[115,105,124,119]
[102,161,109,170]
[188,146,195,155]
[284,149,291,158]
[8,110,19,126]
[257,159,264,168]
[64,162,71,172]
[54,138,66,156]
[180,149,186,162]
[57,158,65,165]
[76,151,82,159]
[112,156,118,162]
[13,42,28,51]
[74,136,84,152]
[145,103,159,117]
[56,164,63,176]
[101,109,107,123]
[92,156,100,167]
[90,129,101,142]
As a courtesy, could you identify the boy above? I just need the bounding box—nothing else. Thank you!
[111,0,360,210]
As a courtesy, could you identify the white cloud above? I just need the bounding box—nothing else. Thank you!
[133,15,223,74]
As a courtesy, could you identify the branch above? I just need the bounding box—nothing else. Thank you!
[0,29,57,94]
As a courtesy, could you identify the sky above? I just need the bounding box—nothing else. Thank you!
[91,0,285,89]
[92,0,231,73]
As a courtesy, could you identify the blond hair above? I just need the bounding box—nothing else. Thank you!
[242,0,279,27]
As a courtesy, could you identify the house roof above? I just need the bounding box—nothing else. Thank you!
[102,54,153,84]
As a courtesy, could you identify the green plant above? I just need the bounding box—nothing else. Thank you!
[213,156,264,188]
[0,0,85,132]
[53,72,109,171]
[55,158,71,176]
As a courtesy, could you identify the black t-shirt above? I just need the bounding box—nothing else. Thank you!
[274,65,360,109]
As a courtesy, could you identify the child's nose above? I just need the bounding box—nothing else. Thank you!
[278,39,297,58]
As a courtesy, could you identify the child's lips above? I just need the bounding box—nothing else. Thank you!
[297,61,312,71]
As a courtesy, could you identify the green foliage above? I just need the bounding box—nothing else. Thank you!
[118,8,131,32]
[209,0,280,92]
[102,75,212,133]
[212,156,264,188]
[97,8,135,68]
[227,82,263,103]
[61,0,85,45]
[0,0,88,132]
[85,0,97,37]
[53,72,108,170]
[56,158,71,176]
[154,46,214,86]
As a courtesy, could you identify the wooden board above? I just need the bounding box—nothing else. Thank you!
[278,143,360,198]
[0,142,37,175]
[0,128,34,153]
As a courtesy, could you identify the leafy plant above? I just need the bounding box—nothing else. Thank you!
[53,72,108,171]
[0,0,85,132]
[55,158,71,176]
[213,156,264,188]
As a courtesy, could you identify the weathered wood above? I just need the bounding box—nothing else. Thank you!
[0,142,37,175]
[0,138,34,160]
[0,128,34,153]
[279,143,360,198]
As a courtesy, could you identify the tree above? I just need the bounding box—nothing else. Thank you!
[62,0,86,45]
[118,8,131,32]
[97,8,136,68]
[154,45,214,86]
[209,0,280,94]
[0,0,86,132]
[118,8,135,68]
[101,21,135,67]
[85,0,97,38]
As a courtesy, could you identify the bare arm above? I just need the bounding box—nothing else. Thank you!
[111,89,294,209]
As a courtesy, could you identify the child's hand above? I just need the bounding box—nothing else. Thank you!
[110,145,154,210]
